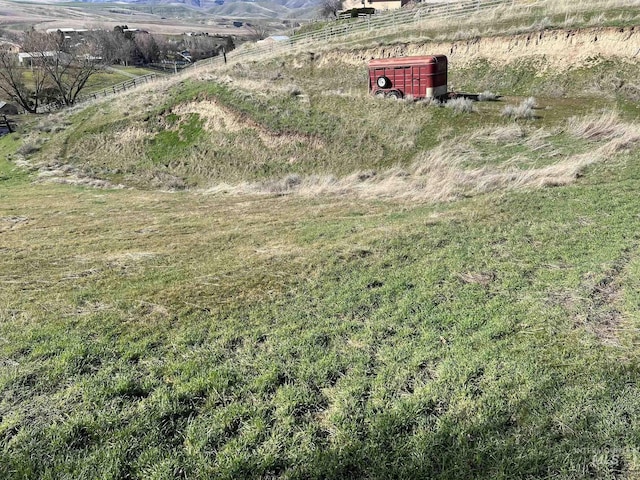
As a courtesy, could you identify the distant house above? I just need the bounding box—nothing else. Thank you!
[342,0,408,10]
[0,101,19,115]
[45,27,89,39]
[0,41,21,54]
[365,0,410,10]
[18,51,71,67]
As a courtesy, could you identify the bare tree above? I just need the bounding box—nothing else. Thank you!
[320,0,344,18]
[134,33,160,64]
[0,48,46,113]
[246,23,269,41]
[181,34,223,61]
[91,29,133,65]
[23,29,104,107]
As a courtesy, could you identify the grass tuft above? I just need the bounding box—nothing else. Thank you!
[502,97,537,120]
[16,142,40,156]
[445,97,476,114]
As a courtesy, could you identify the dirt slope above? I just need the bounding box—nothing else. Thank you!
[316,26,640,70]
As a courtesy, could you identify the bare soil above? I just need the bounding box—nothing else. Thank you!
[316,26,640,71]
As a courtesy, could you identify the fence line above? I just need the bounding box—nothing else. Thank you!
[195,0,537,70]
[78,73,159,103]
[38,73,160,113]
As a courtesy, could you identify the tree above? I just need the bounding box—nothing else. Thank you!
[23,29,104,107]
[110,26,137,65]
[181,34,224,61]
[134,33,160,64]
[0,48,46,113]
[91,29,132,65]
[246,23,269,42]
[225,35,235,53]
[320,0,343,18]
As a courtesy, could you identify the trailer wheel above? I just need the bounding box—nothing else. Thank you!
[374,90,385,97]
[376,76,390,89]
[387,91,402,99]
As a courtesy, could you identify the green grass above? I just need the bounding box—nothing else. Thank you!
[3,5,640,478]
[0,135,28,186]
[16,67,157,101]
[111,66,160,77]
[147,113,205,164]
[85,71,133,91]
[3,146,640,478]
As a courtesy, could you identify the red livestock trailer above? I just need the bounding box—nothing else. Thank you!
[368,55,448,100]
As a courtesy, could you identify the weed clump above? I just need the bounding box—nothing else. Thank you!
[478,91,498,102]
[445,97,476,114]
[502,97,537,120]
[566,111,640,154]
[257,174,302,194]
[417,97,440,107]
[17,142,40,156]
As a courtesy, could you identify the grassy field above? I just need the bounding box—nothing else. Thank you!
[4,125,640,479]
[3,4,640,479]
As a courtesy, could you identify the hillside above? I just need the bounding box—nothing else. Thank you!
[2,1,640,479]
[0,0,313,35]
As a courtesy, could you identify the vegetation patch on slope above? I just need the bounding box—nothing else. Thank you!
[18,52,640,199]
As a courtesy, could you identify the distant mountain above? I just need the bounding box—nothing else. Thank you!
[73,0,321,9]
[70,0,321,20]
[207,1,290,18]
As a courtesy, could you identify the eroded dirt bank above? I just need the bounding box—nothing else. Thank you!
[315,26,639,70]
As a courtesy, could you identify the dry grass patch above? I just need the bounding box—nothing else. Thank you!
[173,101,246,133]
[567,111,640,142]
[458,271,496,286]
[218,113,640,203]
[229,142,601,202]
[567,111,640,155]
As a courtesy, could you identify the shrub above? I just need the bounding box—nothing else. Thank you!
[502,97,537,120]
[258,174,302,194]
[17,142,40,156]
[445,97,476,114]
[418,97,440,107]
